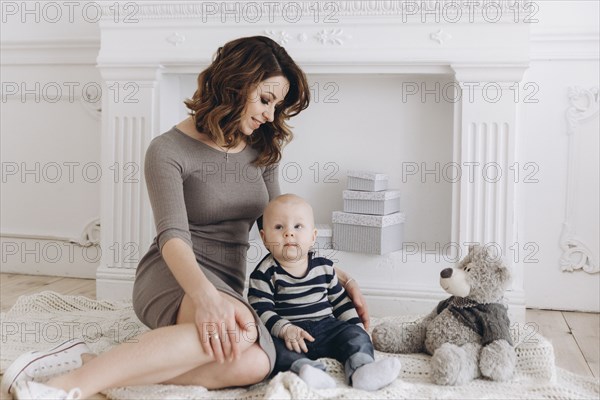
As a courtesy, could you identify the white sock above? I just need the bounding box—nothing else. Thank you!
[352,358,401,391]
[298,364,337,389]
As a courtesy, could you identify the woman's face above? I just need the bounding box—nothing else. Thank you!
[240,75,290,136]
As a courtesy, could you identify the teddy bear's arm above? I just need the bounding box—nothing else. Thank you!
[372,309,437,354]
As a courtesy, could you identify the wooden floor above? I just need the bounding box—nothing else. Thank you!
[0,273,598,391]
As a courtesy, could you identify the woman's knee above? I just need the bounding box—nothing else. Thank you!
[234,344,271,385]
[249,345,271,385]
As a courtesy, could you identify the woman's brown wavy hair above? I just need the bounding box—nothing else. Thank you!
[184,36,310,166]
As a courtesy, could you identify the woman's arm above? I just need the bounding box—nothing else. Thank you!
[263,163,281,200]
[161,238,219,305]
[334,266,370,330]
[144,138,240,362]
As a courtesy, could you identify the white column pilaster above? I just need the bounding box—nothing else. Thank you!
[96,66,161,300]
[451,64,528,321]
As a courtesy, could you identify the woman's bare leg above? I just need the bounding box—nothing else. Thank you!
[167,292,271,388]
[164,342,270,389]
[44,292,268,398]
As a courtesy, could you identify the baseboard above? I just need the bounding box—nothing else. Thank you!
[0,237,98,279]
[96,265,135,300]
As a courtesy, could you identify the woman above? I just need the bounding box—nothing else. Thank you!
[3,35,370,399]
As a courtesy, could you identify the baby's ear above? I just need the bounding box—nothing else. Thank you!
[311,228,318,244]
[259,229,266,243]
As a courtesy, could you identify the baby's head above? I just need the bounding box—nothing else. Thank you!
[260,194,317,265]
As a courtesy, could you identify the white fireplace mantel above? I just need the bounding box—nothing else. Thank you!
[96,1,530,321]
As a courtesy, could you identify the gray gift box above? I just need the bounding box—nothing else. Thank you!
[347,170,388,192]
[313,224,333,252]
[332,211,405,255]
[343,189,401,215]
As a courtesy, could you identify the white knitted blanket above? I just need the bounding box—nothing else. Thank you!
[1,291,598,400]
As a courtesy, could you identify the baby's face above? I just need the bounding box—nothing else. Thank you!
[260,199,317,265]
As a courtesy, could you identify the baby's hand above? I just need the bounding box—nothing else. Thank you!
[280,324,315,353]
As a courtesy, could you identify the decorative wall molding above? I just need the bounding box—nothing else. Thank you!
[165,32,186,47]
[265,28,353,46]
[264,30,292,45]
[560,86,599,274]
[430,29,452,45]
[452,63,529,82]
[314,28,351,45]
[1,27,597,66]
[1,32,595,68]
[0,38,100,65]
[566,87,600,135]
[2,93,101,120]
[99,0,530,23]
[530,30,600,61]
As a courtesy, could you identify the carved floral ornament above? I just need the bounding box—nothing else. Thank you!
[560,86,599,274]
[430,29,452,45]
[264,29,352,46]
[166,32,186,47]
[264,27,451,47]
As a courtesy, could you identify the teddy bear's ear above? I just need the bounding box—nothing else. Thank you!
[497,263,512,287]
[470,244,487,262]
[468,244,477,254]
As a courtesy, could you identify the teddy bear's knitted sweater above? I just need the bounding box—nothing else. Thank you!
[436,296,513,346]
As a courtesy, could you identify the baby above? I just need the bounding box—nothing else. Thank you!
[248,194,401,390]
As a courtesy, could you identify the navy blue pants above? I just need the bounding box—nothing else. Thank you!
[271,316,374,383]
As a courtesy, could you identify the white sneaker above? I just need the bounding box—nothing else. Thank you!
[1,339,91,396]
[12,381,82,400]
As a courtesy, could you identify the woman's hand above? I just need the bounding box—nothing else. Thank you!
[280,324,314,353]
[335,265,371,331]
[343,279,370,331]
[192,288,243,363]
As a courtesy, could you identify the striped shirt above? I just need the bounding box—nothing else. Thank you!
[248,252,362,338]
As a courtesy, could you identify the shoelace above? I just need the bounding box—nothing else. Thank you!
[16,381,82,400]
[31,354,80,378]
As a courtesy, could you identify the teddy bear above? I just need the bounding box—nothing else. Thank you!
[372,244,516,385]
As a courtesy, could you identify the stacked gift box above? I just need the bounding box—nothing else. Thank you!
[313,223,333,253]
[331,171,405,255]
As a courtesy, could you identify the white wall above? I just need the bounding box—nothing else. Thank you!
[1,1,598,310]
[1,1,101,277]
[519,1,599,311]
